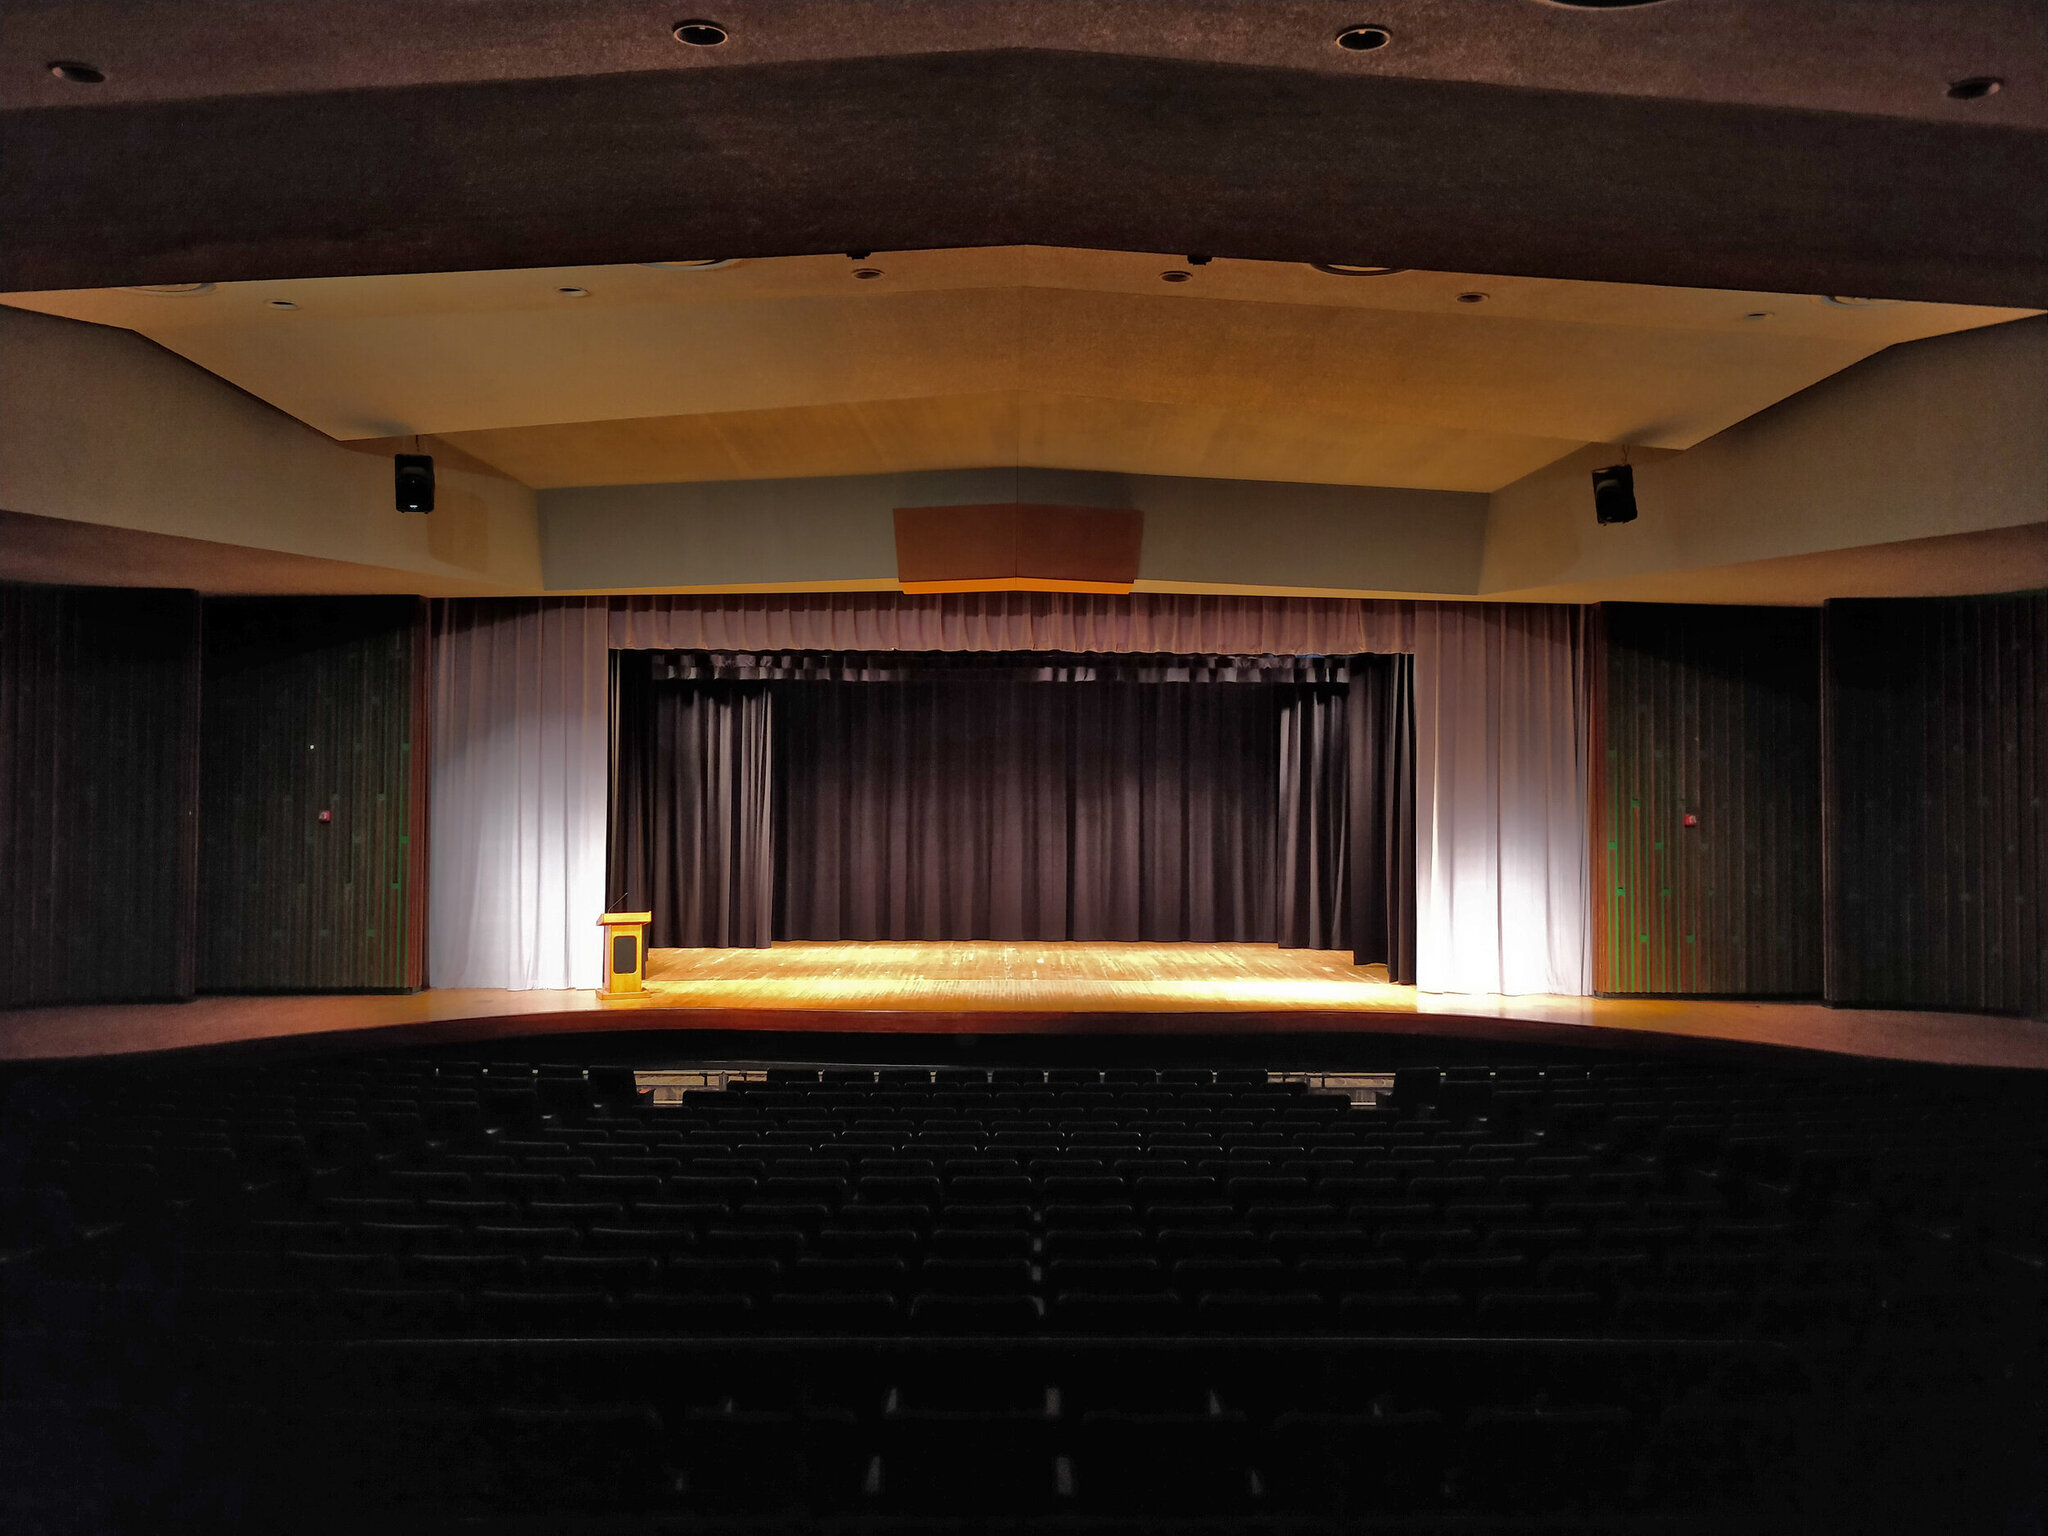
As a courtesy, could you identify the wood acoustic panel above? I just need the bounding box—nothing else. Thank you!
[0,584,201,1006]
[199,597,427,992]
[1591,603,1822,998]
[895,504,1142,593]
[1824,593,2048,1015]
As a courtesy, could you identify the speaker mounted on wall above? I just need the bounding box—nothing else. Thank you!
[394,453,435,514]
[894,504,1143,594]
[1592,464,1638,525]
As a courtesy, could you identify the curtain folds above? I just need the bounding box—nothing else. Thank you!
[1349,655,1418,982]
[428,598,610,990]
[1270,658,1416,978]
[1413,603,1589,996]
[1276,685,1349,952]
[431,594,1589,996]
[772,682,1286,942]
[775,683,1081,940]
[615,661,1417,958]
[646,650,1354,684]
[611,593,1415,656]
[610,657,774,948]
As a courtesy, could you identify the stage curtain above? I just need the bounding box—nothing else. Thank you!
[428,598,610,990]
[773,681,1288,942]
[1276,684,1348,952]
[1273,658,1417,979]
[610,657,775,948]
[1349,655,1418,982]
[612,592,1414,656]
[1414,603,1589,996]
[1066,684,1281,941]
[646,650,1352,684]
[424,594,1583,994]
[775,682,1074,939]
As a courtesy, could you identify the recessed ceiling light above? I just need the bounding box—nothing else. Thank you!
[1160,270,1192,283]
[852,268,883,280]
[1946,76,2003,101]
[1335,26,1391,51]
[673,20,728,46]
[557,286,590,297]
[1309,263,1406,277]
[267,299,298,310]
[639,259,737,270]
[47,61,105,83]
[1821,295,1899,308]
[1456,291,1489,304]
[122,283,215,296]
[1741,312,1773,321]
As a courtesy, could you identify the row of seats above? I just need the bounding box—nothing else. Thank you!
[4,1046,2042,1533]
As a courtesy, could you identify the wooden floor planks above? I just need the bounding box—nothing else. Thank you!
[3,940,2046,1068]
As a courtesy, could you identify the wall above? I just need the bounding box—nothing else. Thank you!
[0,306,543,594]
[1824,593,2047,1015]
[1591,603,1822,997]
[0,584,200,1005]
[199,597,427,990]
[539,468,1489,597]
[1482,316,2048,600]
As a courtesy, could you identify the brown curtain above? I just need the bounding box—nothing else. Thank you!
[1348,655,1417,982]
[774,681,1281,941]
[610,592,1415,656]
[1271,658,1416,980]
[608,654,774,948]
[1276,684,1348,952]
[612,651,1415,962]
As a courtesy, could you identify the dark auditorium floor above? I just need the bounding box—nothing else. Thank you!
[2,1033,2043,1534]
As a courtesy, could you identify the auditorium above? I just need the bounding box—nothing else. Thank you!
[2,4,2044,1531]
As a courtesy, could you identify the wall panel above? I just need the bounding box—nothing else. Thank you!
[1592,603,1822,997]
[0,584,200,1005]
[199,597,426,991]
[1824,593,2047,1014]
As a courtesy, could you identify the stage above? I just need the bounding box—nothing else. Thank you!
[4,941,2046,1069]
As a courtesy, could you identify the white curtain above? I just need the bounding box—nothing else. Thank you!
[1413,603,1591,996]
[429,599,610,989]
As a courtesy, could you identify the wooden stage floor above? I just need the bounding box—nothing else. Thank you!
[4,942,2046,1069]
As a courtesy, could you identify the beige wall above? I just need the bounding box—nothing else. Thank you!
[1481,316,2048,598]
[6,302,2040,604]
[0,306,542,593]
[539,469,1489,597]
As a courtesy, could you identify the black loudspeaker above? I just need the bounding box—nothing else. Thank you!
[1592,463,1637,525]
[395,453,435,513]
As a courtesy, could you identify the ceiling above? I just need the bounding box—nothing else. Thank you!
[7,0,2041,125]
[6,247,2031,492]
[3,5,2042,303]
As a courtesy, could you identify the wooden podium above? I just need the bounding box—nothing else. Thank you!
[596,911,652,996]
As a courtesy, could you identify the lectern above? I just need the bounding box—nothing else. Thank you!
[596,911,652,996]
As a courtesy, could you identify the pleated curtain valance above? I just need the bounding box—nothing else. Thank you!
[609,592,1415,655]
[640,650,1360,684]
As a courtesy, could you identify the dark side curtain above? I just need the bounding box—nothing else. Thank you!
[1272,657,1417,980]
[611,650,1414,968]
[608,654,774,947]
[1350,656,1417,982]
